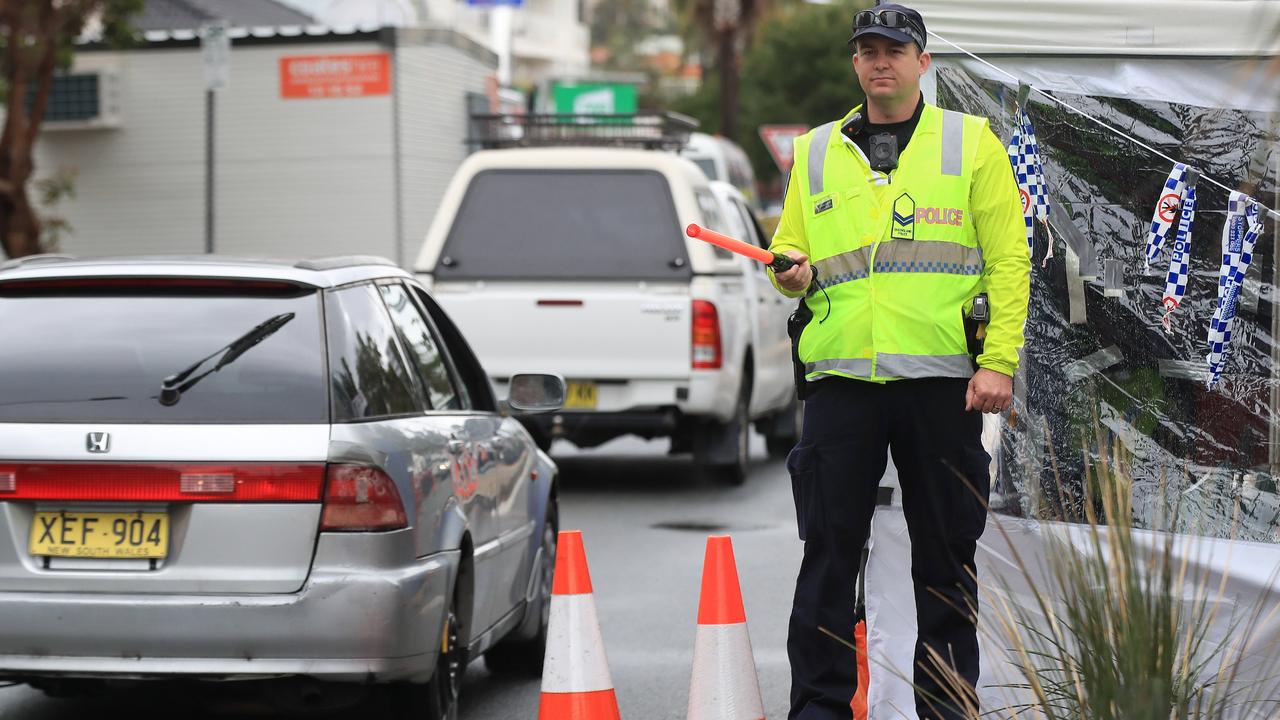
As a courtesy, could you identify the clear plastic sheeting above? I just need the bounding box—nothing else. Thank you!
[930,60,1280,547]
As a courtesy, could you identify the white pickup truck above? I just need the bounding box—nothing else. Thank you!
[414,145,798,483]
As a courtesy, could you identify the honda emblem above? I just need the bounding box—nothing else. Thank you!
[86,432,111,454]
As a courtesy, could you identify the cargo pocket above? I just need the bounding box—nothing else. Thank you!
[786,444,817,541]
[956,442,993,541]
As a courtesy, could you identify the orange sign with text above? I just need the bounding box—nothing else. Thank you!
[279,53,391,99]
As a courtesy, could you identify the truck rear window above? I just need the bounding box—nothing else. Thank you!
[436,169,692,281]
[0,283,328,423]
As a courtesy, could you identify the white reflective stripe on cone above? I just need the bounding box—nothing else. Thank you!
[541,593,615,694]
[686,623,765,720]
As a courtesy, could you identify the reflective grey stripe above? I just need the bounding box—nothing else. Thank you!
[814,247,873,289]
[876,353,974,379]
[941,110,964,176]
[873,240,983,276]
[806,358,873,377]
[808,122,837,196]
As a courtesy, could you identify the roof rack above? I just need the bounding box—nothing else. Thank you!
[468,112,699,151]
[0,254,76,271]
[293,255,399,271]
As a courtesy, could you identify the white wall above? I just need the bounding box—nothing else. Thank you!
[36,49,206,256]
[213,41,396,260]
[34,31,492,264]
[395,29,497,269]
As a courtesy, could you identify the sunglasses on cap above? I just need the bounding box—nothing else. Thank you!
[852,9,926,49]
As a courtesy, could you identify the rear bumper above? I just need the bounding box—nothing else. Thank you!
[523,410,681,447]
[0,542,457,683]
[495,374,735,422]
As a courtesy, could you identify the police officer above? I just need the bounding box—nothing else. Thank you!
[768,4,1030,719]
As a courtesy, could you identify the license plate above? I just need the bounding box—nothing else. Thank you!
[564,381,598,410]
[29,511,169,559]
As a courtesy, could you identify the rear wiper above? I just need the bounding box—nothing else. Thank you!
[158,313,295,407]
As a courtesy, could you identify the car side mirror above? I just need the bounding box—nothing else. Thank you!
[507,373,566,414]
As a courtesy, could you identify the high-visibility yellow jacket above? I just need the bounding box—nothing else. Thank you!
[770,103,1030,382]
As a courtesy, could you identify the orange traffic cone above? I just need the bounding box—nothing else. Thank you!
[538,530,621,720]
[851,620,870,720]
[687,535,765,720]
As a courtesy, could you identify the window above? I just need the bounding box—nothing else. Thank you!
[0,284,327,423]
[325,284,422,421]
[379,283,460,411]
[29,74,100,122]
[413,288,498,413]
[437,170,691,281]
[695,190,735,260]
[692,157,718,180]
[734,199,770,250]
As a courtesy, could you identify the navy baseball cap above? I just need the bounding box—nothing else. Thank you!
[848,4,927,51]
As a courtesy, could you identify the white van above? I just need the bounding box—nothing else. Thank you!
[414,145,798,483]
[681,132,761,211]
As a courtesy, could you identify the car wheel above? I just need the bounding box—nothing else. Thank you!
[484,509,557,676]
[385,590,465,720]
[701,384,747,484]
[727,389,747,484]
[765,399,803,459]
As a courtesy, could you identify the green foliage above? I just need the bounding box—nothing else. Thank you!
[671,0,870,184]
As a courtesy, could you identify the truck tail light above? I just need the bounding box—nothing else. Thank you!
[320,464,408,532]
[692,300,723,370]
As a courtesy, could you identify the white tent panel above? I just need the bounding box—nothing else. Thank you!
[910,0,1280,57]
[940,56,1280,113]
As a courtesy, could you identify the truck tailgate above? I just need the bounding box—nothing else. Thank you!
[433,282,692,381]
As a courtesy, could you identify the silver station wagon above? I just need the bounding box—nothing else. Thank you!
[0,255,563,719]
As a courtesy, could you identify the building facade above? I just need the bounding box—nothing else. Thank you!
[34,26,496,266]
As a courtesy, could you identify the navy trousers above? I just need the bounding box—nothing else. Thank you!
[786,377,991,720]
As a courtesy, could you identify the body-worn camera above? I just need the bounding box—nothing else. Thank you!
[868,132,899,172]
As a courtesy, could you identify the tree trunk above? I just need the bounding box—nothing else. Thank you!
[716,29,739,140]
[0,1,59,259]
[0,185,42,259]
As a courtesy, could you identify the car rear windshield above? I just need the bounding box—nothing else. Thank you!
[435,169,692,281]
[0,281,328,424]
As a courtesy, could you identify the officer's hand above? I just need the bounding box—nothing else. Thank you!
[775,251,813,293]
[965,369,1013,414]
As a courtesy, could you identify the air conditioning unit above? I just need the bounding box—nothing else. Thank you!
[37,71,122,131]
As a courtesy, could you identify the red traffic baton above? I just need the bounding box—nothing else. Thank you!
[686,224,798,273]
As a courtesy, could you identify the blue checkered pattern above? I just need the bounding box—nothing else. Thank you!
[814,260,984,291]
[1161,182,1197,329]
[873,261,983,276]
[1006,107,1050,255]
[1206,195,1263,388]
[1146,163,1188,269]
[817,269,870,291]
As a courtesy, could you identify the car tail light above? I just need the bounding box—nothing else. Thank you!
[0,463,324,502]
[320,464,408,532]
[692,299,723,370]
